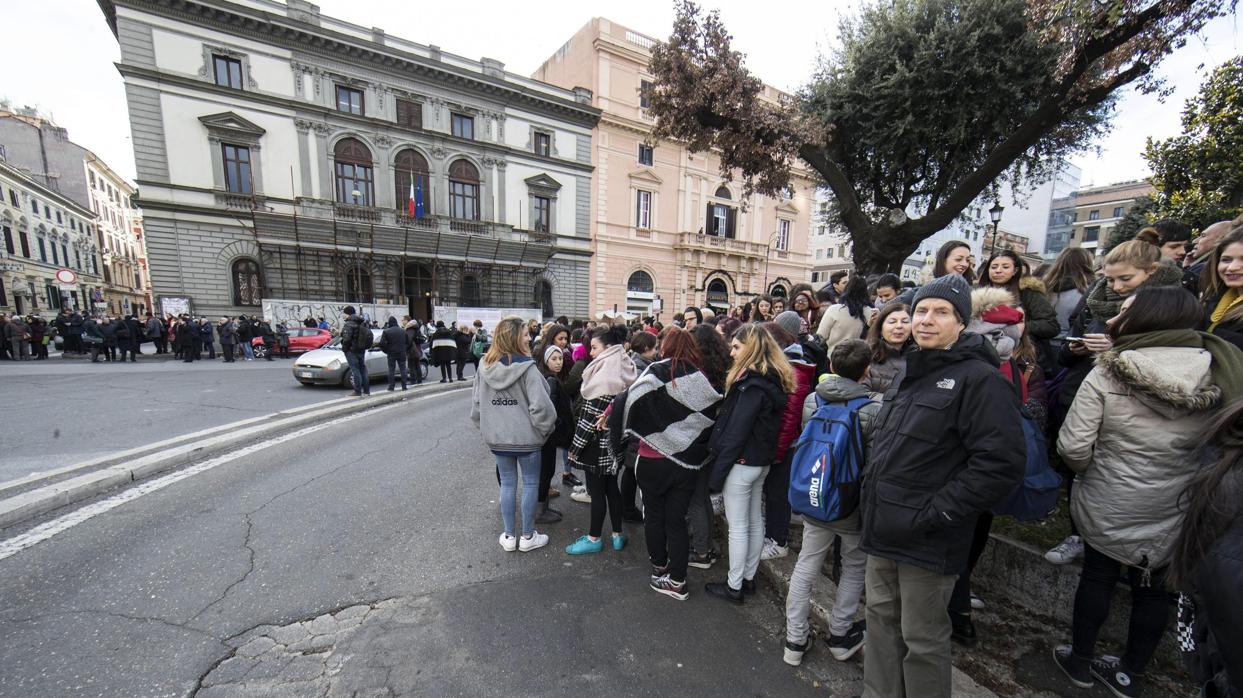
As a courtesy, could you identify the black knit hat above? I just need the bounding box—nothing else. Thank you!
[913,273,972,323]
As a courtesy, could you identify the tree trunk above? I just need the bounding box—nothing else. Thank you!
[847,224,922,276]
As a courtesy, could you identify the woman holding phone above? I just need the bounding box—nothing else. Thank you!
[1044,238,1184,566]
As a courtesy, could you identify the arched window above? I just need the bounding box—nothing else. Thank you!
[333,138,374,206]
[460,274,481,307]
[535,280,554,318]
[403,262,433,300]
[448,159,480,221]
[714,186,732,200]
[706,278,730,308]
[343,264,372,303]
[627,270,654,293]
[769,284,788,299]
[231,258,262,306]
[394,149,431,216]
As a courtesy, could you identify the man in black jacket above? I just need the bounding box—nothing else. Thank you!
[378,316,409,391]
[859,274,1025,698]
[339,307,371,396]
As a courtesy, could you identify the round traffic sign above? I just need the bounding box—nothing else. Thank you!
[55,268,77,285]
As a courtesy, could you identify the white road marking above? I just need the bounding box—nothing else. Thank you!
[0,398,416,562]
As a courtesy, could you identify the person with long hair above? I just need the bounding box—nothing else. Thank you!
[864,303,912,394]
[534,322,572,380]
[1042,246,1096,346]
[979,249,1060,366]
[609,327,723,600]
[759,321,817,561]
[1054,287,1243,697]
[771,297,787,316]
[704,324,795,604]
[686,324,732,570]
[935,240,974,283]
[1045,239,1185,565]
[535,344,574,524]
[816,276,877,351]
[790,289,820,334]
[565,325,638,555]
[470,317,558,553]
[1169,399,1243,698]
[1201,225,1243,351]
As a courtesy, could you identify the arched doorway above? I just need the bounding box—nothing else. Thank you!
[404,262,433,320]
[534,280,553,318]
[343,264,372,303]
[769,284,788,299]
[626,270,655,317]
[706,278,729,311]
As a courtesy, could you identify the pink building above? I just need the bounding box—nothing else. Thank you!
[534,18,815,320]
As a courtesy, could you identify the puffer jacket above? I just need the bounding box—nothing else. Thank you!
[864,344,908,395]
[1058,345,1220,570]
[860,332,1026,576]
[816,303,876,352]
[775,347,817,461]
[1017,276,1060,341]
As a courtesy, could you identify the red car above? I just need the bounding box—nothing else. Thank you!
[252,327,333,358]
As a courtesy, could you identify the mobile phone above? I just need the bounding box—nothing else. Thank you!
[1064,336,1085,343]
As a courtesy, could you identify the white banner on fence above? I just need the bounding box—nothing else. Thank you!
[433,306,542,330]
[261,299,406,329]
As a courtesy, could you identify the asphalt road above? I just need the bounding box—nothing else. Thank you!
[0,389,858,697]
[0,355,474,485]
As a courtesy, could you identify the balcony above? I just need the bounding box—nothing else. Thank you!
[674,231,768,259]
[334,203,381,223]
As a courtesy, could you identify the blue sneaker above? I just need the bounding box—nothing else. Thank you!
[565,536,604,555]
[612,534,627,551]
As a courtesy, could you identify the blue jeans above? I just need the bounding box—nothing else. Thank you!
[345,350,368,393]
[496,451,541,537]
[240,342,254,360]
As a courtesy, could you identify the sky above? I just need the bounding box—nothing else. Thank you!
[1,0,1238,190]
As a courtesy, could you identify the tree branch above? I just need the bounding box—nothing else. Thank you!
[799,143,871,235]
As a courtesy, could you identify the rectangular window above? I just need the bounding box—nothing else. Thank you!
[70,219,76,231]
[213,54,243,89]
[18,230,29,258]
[335,162,375,206]
[221,143,253,194]
[2,226,11,255]
[335,85,364,115]
[45,282,61,310]
[448,180,479,220]
[815,249,823,259]
[51,241,59,266]
[1084,226,1100,242]
[776,219,791,251]
[55,210,62,224]
[135,271,142,288]
[395,99,422,129]
[827,248,834,258]
[75,249,82,269]
[37,237,47,262]
[44,205,50,219]
[639,79,653,109]
[8,190,16,206]
[31,198,38,214]
[1088,209,1100,221]
[711,204,728,236]
[638,143,654,166]
[811,272,819,283]
[636,190,652,229]
[534,132,551,157]
[1113,206,1123,218]
[62,243,69,267]
[533,196,551,232]
[28,282,37,310]
[89,171,96,187]
[451,113,474,140]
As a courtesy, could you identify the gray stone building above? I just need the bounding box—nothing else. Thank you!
[98,0,598,322]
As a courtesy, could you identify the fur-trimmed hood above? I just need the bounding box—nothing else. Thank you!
[1095,346,1221,416]
[1019,275,1047,295]
[970,287,1016,320]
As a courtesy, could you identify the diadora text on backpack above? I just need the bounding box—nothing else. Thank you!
[788,396,870,523]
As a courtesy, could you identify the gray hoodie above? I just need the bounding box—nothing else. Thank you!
[470,356,557,453]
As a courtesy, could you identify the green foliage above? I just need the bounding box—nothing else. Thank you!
[1145,57,1243,230]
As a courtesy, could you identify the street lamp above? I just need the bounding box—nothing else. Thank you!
[989,201,1005,256]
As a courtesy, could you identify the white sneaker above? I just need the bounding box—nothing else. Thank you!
[1044,535,1084,565]
[760,537,789,560]
[970,594,985,610]
[499,533,517,552]
[519,531,549,552]
[572,484,588,494]
[570,490,592,504]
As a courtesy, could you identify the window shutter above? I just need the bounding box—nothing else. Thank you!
[705,204,713,234]
[726,207,736,239]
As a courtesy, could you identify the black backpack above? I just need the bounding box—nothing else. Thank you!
[350,322,373,352]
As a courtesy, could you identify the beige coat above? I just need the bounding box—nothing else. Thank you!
[815,304,877,352]
[1057,346,1220,569]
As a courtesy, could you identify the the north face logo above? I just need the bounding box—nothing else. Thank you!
[936,378,956,390]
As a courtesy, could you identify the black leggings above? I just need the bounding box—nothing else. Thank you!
[636,456,695,582]
[538,440,557,504]
[439,362,453,382]
[585,470,622,538]
[1072,542,1170,673]
[949,512,994,616]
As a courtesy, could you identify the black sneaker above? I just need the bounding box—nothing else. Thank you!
[950,612,977,647]
[783,634,812,667]
[688,550,719,570]
[741,578,757,595]
[1052,645,1093,689]
[562,472,583,488]
[828,620,866,661]
[1091,656,1141,698]
[650,563,669,582]
[704,582,744,605]
[650,575,688,601]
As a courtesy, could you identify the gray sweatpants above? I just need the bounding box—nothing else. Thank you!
[863,556,957,698]
[785,513,866,643]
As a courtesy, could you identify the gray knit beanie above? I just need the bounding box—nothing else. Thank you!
[775,310,802,338]
[912,274,972,324]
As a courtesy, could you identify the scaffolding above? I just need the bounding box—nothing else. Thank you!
[247,206,554,321]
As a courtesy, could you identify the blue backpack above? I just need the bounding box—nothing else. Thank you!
[788,395,871,523]
[992,407,1062,521]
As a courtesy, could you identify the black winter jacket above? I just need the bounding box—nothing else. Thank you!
[860,332,1026,576]
[1054,296,1108,408]
[707,369,787,491]
[1187,515,1243,698]
[1203,295,1243,353]
[378,325,408,356]
[339,315,369,354]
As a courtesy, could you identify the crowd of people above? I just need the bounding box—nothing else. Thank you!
[469,213,1243,698]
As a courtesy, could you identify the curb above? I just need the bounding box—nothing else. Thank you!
[714,514,997,697]
[0,381,468,530]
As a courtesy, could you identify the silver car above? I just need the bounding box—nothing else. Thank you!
[292,329,428,389]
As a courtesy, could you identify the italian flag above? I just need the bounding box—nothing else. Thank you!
[408,173,416,217]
